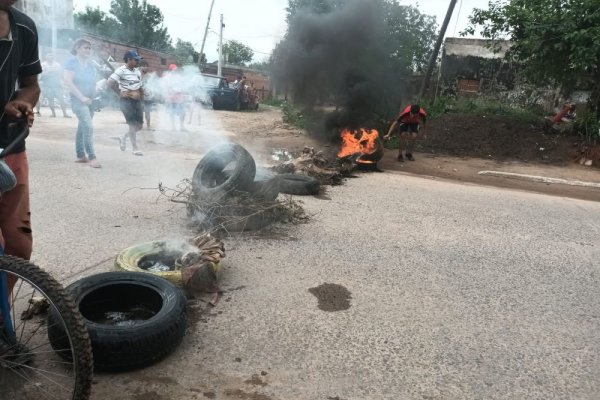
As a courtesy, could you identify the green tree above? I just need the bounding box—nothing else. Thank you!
[248,60,270,71]
[109,0,172,52]
[74,0,172,52]
[222,40,254,66]
[384,1,437,72]
[173,39,199,66]
[464,0,600,114]
[74,6,119,38]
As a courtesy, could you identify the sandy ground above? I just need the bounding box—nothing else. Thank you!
[23,105,600,399]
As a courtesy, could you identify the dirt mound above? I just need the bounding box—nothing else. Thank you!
[419,113,579,164]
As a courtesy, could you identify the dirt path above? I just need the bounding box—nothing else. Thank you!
[212,106,599,201]
[33,104,600,201]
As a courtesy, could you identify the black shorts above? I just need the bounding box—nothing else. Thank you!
[120,98,143,127]
[398,123,419,134]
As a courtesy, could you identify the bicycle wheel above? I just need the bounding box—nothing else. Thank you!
[0,256,93,400]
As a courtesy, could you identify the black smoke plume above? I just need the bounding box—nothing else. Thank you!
[272,0,409,138]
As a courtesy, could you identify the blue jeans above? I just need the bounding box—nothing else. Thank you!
[71,101,95,160]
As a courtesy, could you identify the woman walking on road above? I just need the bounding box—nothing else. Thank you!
[64,38,101,168]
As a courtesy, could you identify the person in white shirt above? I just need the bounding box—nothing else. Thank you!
[108,49,144,156]
[36,53,70,118]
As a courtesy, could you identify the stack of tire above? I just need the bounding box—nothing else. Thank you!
[190,143,321,231]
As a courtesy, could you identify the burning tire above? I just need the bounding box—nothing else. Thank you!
[192,143,256,202]
[278,173,320,195]
[49,272,187,372]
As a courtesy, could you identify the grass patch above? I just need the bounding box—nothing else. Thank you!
[423,96,542,123]
[261,98,285,107]
[574,110,600,145]
[281,101,308,129]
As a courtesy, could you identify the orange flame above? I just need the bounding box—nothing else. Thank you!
[337,128,380,162]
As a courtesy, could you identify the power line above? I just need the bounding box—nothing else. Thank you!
[206,30,275,55]
[453,0,463,37]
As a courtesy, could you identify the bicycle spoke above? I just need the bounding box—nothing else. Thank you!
[0,258,93,400]
[1,364,70,400]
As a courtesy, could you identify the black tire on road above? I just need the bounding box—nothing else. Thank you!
[192,143,256,202]
[278,173,321,195]
[250,176,280,202]
[49,272,187,372]
[249,168,280,201]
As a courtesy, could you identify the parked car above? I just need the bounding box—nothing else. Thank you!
[191,74,229,107]
[198,75,258,111]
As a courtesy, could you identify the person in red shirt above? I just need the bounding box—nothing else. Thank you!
[384,104,427,161]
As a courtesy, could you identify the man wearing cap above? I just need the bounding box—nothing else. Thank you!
[108,49,144,156]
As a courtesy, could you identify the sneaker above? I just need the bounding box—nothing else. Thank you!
[396,155,405,162]
[118,138,126,152]
[75,157,89,163]
[406,153,415,161]
[88,159,102,168]
[132,150,143,156]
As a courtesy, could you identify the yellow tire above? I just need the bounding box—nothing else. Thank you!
[114,241,222,286]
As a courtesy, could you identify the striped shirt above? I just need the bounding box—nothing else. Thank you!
[110,65,142,92]
[0,7,42,154]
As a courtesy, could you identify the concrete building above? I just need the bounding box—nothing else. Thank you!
[440,37,513,95]
[439,37,592,111]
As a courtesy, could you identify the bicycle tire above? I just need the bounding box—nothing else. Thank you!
[0,256,93,400]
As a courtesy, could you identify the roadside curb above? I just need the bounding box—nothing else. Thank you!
[478,170,600,189]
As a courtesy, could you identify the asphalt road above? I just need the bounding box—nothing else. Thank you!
[26,135,600,400]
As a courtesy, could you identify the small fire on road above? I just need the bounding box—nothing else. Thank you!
[337,128,384,167]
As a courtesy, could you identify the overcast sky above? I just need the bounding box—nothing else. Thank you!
[73,0,485,62]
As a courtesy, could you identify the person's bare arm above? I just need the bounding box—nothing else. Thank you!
[384,120,398,140]
[107,78,120,96]
[4,75,41,127]
[64,69,92,105]
[420,116,427,139]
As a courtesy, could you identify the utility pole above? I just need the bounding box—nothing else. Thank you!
[217,14,224,76]
[198,0,216,68]
[418,0,458,101]
[51,0,57,54]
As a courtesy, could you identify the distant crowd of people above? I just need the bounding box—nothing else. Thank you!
[32,41,212,168]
